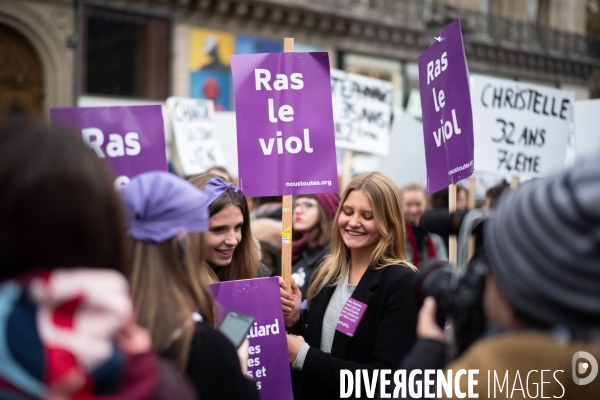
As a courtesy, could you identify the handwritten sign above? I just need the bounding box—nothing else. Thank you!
[470,74,573,177]
[50,105,167,188]
[418,18,474,194]
[230,52,338,197]
[330,69,393,155]
[209,277,293,400]
[167,97,226,176]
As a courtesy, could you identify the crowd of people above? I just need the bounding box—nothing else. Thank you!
[0,121,599,399]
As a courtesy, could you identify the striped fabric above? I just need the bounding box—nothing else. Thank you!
[0,268,157,399]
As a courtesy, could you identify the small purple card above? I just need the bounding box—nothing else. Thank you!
[50,105,168,188]
[230,52,339,197]
[418,18,474,194]
[336,298,368,337]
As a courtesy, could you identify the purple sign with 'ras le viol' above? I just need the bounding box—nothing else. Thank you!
[209,277,293,400]
[50,105,167,189]
[418,18,474,194]
[231,52,338,197]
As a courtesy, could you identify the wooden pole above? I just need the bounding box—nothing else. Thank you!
[467,177,476,210]
[510,176,519,189]
[341,149,354,192]
[448,183,457,265]
[281,38,294,293]
[467,177,476,261]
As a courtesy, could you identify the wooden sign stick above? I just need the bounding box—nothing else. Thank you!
[467,176,476,261]
[281,38,294,294]
[341,149,354,192]
[510,176,520,189]
[448,183,457,265]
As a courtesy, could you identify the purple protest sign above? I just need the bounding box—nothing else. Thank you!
[231,52,338,197]
[50,105,167,188]
[418,18,474,194]
[209,277,293,400]
[336,298,368,337]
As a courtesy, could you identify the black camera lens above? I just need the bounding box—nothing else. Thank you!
[413,259,455,328]
[412,254,488,357]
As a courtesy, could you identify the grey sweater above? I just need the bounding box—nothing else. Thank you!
[292,271,356,370]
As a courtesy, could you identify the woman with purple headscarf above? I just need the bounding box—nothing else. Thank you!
[120,171,260,400]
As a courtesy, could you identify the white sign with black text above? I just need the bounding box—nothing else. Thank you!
[330,69,393,155]
[167,97,226,176]
[470,75,574,178]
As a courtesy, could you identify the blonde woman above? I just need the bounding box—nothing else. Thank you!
[188,173,270,282]
[121,172,259,400]
[280,172,418,400]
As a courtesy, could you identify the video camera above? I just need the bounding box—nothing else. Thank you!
[412,209,488,360]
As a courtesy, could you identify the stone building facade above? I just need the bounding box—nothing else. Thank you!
[1,0,598,120]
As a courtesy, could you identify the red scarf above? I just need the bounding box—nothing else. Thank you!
[405,222,437,268]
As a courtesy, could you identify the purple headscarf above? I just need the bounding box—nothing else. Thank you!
[203,177,242,206]
[120,171,210,243]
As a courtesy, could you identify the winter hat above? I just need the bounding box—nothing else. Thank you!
[313,193,340,221]
[120,172,210,243]
[485,155,600,329]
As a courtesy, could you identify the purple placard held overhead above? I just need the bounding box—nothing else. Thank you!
[418,18,474,194]
[209,277,293,400]
[50,105,168,188]
[231,52,338,197]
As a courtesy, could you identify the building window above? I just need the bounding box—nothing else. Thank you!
[537,0,550,26]
[82,7,170,99]
[489,0,503,16]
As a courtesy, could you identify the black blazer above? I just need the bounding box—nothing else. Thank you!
[288,263,418,400]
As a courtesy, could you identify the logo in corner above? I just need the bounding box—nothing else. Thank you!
[572,351,598,385]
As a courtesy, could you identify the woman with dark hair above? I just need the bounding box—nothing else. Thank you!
[188,173,270,282]
[291,193,340,298]
[0,123,195,399]
[120,172,259,400]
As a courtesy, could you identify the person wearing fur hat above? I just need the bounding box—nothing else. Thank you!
[394,155,600,399]
[291,193,340,298]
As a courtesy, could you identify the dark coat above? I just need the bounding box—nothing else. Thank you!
[292,243,331,298]
[186,322,260,400]
[258,262,272,278]
[288,263,418,400]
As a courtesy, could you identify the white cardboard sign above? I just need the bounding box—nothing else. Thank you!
[375,111,427,188]
[470,74,574,178]
[573,99,600,160]
[167,97,226,176]
[330,69,393,155]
